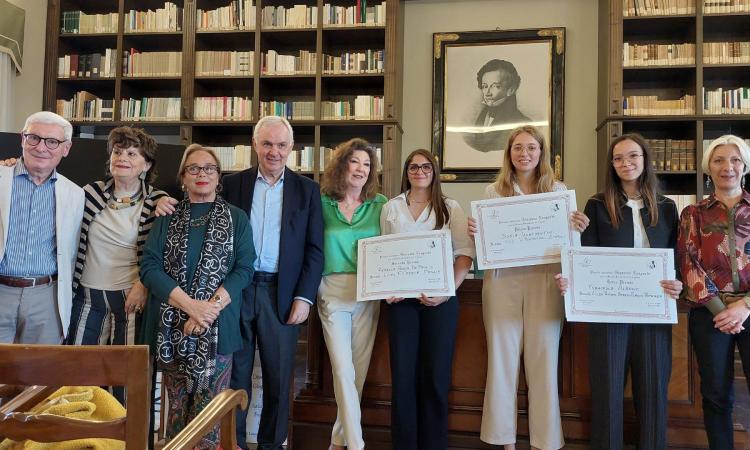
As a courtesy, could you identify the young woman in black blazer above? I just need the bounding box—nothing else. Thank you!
[556,133,682,450]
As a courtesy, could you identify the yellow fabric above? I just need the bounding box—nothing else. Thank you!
[0,386,126,450]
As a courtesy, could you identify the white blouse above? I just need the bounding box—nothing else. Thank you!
[626,198,651,249]
[380,192,475,260]
[484,180,567,200]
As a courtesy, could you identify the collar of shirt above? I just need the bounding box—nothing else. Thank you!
[256,167,285,187]
[704,190,750,209]
[15,158,58,184]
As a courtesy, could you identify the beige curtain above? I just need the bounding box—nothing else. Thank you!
[0,0,24,131]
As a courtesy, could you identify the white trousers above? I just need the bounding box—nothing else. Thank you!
[480,264,564,450]
[318,273,380,450]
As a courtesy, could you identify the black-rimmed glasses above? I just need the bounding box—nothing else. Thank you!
[23,133,67,150]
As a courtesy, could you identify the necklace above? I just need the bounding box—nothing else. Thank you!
[407,194,429,205]
[107,189,142,210]
[190,214,209,228]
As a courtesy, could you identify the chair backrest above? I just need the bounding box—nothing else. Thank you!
[0,344,150,448]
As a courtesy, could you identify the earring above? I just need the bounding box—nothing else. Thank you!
[139,171,147,181]
[705,177,712,189]
[181,184,186,192]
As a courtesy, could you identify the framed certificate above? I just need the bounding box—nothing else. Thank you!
[471,190,580,269]
[561,246,677,324]
[356,230,456,301]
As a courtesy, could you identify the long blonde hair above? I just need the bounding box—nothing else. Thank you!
[492,125,556,196]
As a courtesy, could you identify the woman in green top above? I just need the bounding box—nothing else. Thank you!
[139,144,255,449]
[319,138,387,450]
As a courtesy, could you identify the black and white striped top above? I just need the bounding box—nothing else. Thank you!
[72,179,167,291]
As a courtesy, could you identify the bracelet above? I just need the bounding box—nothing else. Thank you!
[211,293,224,306]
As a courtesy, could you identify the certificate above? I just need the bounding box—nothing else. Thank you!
[471,190,580,269]
[356,230,455,301]
[561,246,677,324]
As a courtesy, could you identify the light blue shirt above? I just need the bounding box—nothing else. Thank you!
[251,170,284,273]
[0,159,58,276]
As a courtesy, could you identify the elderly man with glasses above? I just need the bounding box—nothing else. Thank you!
[0,111,84,344]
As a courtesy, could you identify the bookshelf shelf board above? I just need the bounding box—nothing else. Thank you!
[60,33,119,38]
[260,73,317,78]
[69,120,116,126]
[196,29,255,34]
[322,72,385,78]
[123,31,184,36]
[623,64,696,70]
[322,25,386,31]
[57,77,117,82]
[704,63,750,69]
[122,76,183,80]
[622,13,696,20]
[703,12,750,18]
[702,114,750,120]
[260,27,317,33]
[194,75,254,80]
[610,115,699,121]
[190,121,255,126]
[655,170,697,175]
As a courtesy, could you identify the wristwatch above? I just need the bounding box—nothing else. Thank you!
[211,293,224,306]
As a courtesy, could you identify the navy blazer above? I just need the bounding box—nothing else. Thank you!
[222,167,324,323]
[582,192,680,276]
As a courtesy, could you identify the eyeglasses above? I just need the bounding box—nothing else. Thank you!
[612,153,643,166]
[407,163,433,174]
[185,164,219,175]
[23,133,67,150]
[511,144,540,153]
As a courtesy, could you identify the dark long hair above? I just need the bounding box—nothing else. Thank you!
[400,149,449,230]
[604,133,659,228]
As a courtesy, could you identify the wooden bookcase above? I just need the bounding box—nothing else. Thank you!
[42,0,404,196]
[597,0,750,447]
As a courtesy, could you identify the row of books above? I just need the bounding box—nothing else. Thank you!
[196,51,254,76]
[260,101,315,120]
[703,0,750,12]
[120,97,181,121]
[703,87,750,114]
[57,50,117,79]
[261,50,316,75]
[197,1,255,31]
[704,42,750,65]
[194,97,253,121]
[288,145,383,171]
[322,1,387,26]
[647,139,696,171]
[211,145,253,171]
[60,11,118,34]
[125,3,183,33]
[623,43,695,67]
[622,0,695,16]
[622,95,696,115]
[56,92,114,121]
[322,50,385,74]
[261,5,317,28]
[321,96,383,120]
[123,50,182,77]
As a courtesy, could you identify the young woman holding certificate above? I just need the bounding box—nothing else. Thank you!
[468,125,588,450]
[678,135,750,450]
[318,138,387,450]
[379,149,474,450]
[556,133,682,450]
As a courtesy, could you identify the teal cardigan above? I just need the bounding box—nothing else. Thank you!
[138,203,255,356]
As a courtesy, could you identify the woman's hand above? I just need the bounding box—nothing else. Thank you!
[124,281,148,314]
[467,217,478,239]
[419,293,449,307]
[154,196,178,217]
[385,296,405,304]
[183,317,205,336]
[659,279,683,299]
[0,158,17,167]
[187,299,221,328]
[553,273,568,295]
[714,300,750,334]
[211,286,231,311]
[570,211,590,233]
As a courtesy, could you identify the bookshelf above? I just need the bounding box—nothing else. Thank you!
[596,0,750,446]
[43,0,403,196]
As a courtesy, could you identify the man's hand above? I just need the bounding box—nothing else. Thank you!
[286,299,311,325]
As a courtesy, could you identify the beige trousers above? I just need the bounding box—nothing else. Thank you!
[318,273,380,450]
[480,264,564,450]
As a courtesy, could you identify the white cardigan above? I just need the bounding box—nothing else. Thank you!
[0,164,84,337]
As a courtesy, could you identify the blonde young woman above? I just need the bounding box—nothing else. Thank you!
[468,125,588,450]
[318,138,386,450]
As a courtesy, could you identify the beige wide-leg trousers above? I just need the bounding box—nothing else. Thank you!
[480,264,564,450]
[318,273,380,450]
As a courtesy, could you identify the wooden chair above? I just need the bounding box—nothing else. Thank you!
[0,344,247,449]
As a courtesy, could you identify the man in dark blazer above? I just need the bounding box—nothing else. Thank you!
[224,115,324,450]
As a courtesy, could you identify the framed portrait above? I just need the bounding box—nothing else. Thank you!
[432,28,566,182]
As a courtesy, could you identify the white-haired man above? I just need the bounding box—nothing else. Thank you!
[0,111,84,343]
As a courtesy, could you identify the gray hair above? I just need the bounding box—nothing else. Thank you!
[702,134,750,175]
[23,111,73,141]
[253,115,294,143]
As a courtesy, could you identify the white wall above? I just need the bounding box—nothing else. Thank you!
[8,0,46,132]
[401,0,600,211]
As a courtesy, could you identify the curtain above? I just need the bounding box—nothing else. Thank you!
[0,0,24,132]
[0,52,13,131]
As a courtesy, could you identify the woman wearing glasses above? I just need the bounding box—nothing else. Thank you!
[379,149,475,450]
[468,125,588,450]
[140,144,255,448]
[678,135,750,450]
[556,134,681,450]
[64,126,168,403]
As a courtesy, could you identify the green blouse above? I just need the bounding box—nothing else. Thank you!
[321,193,387,276]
